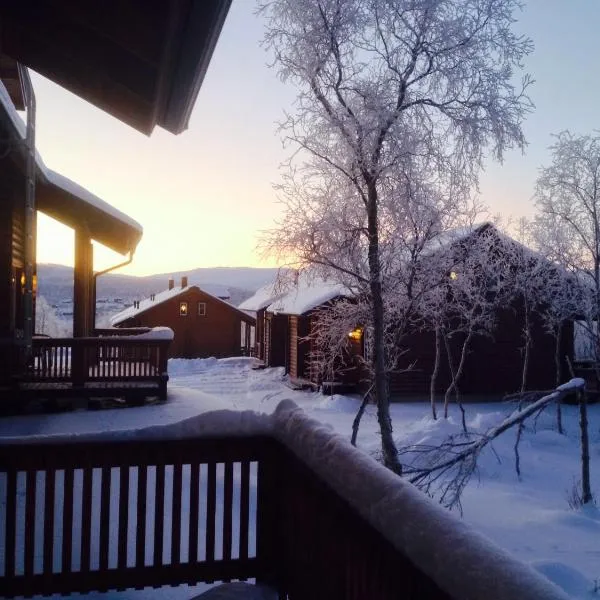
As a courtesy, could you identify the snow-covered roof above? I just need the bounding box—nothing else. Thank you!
[270,281,351,316]
[238,282,286,312]
[110,285,249,326]
[421,223,485,256]
[0,80,142,254]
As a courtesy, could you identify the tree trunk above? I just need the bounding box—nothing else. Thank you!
[554,326,563,435]
[442,330,469,432]
[430,326,441,420]
[514,304,532,478]
[366,182,401,475]
[579,387,593,504]
[351,384,373,446]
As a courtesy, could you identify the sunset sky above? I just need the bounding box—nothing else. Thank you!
[31,0,600,276]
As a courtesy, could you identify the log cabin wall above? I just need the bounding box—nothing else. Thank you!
[289,316,298,379]
[118,287,255,359]
[255,308,266,360]
[391,299,574,398]
[296,315,311,380]
[265,313,288,368]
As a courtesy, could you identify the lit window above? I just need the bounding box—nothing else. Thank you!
[198,302,207,316]
[179,301,188,316]
[348,327,363,341]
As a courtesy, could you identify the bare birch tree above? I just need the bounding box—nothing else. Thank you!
[260,0,532,473]
[534,131,600,375]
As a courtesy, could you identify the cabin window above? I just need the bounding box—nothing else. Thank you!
[179,301,188,316]
[198,302,207,317]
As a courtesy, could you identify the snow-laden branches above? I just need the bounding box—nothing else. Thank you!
[260,0,532,474]
[402,378,585,510]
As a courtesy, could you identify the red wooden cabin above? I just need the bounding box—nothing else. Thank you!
[112,277,256,359]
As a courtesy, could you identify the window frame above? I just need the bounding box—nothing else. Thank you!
[198,302,207,317]
[179,301,189,317]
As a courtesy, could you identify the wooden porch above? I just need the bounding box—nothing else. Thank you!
[2,329,171,406]
[0,404,568,600]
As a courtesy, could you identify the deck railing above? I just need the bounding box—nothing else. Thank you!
[24,335,170,399]
[0,406,569,600]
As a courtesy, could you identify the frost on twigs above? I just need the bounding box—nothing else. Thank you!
[402,380,584,511]
[259,0,532,474]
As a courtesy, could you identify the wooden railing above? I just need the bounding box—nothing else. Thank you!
[0,436,273,598]
[25,336,170,399]
[0,416,568,600]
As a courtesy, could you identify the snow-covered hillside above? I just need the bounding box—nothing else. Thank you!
[36,264,281,331]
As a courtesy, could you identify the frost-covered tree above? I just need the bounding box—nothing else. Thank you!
[260,0,532,473]
[35,295,68,337]
[534,131,600,371]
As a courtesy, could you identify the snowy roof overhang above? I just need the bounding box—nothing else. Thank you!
[111,285,255,326]
[237,283,286,312]
[269,282,351,316]
[0,0,232,135]
[0,81,143,255]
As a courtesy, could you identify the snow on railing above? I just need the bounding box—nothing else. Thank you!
[272,399,570,600]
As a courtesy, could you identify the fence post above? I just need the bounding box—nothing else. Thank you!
[256,439,283,594]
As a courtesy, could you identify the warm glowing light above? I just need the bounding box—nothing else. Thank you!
[450,271,458,280]
[179,301,188,316]
[20,273,26,287]
[348,327,363,341]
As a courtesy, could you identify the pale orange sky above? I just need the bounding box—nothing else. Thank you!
[31,0,600,276]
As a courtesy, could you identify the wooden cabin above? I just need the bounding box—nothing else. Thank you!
[392,303,573,398]
[111,277,256,359]
[249,226,576,398]
[238,284,287,366]
[390,225,575,398]
[242,281,362,388]
[0,1,233,405]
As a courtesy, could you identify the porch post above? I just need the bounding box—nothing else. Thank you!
[73,228,93,338]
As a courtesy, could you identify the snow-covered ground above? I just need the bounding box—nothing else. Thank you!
[0,357,598,598]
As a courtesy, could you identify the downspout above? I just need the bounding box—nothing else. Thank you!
[92,251,135,331]
[18,65,36,359]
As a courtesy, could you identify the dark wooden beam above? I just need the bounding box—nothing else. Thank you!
[73,229,93,338]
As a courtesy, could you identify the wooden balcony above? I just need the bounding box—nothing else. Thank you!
[0,404,568,600]
[14,330,170,403]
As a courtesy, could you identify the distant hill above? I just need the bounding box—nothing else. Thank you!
[37,264,281,331]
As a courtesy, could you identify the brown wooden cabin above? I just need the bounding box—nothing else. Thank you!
[238,286,288,366]
[248,282,363,390]
[111,278,256,359]
[391,225,576,398]
[0,1,232,405]
[392,302,574,398]
[285,308,364,392]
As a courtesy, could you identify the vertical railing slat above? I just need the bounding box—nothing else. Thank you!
[239,459,250,561]
[99,466,111,573]
[62,468,74,574]
[188,463,199,564]
[80,467,93,574]
[135,465,147,571]
[118,465,129,570]
[4,469,17,580]
[223,461,234,563]
[171,462,183,566]
[24,469,36,578]
[43,469,56,578]
[206,462,217,564]
[153,463,165,568]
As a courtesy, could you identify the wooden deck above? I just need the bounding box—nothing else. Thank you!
[3,333,171,405]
